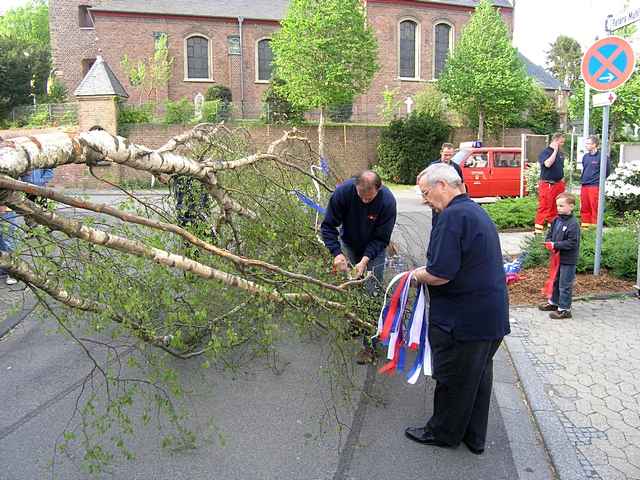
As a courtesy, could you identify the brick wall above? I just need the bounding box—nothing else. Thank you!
[50,0,106,94]
[353,1,514,120]
[46,122,528,189]
[92,13,279,111]
[78,96,118,134]
[51,1,514,123]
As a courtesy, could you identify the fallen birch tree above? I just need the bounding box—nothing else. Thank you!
[0,124,381,472]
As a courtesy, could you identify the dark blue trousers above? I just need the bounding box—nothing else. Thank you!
[426,324,502,450]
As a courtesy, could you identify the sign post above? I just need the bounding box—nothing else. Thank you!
[580,36,636,275]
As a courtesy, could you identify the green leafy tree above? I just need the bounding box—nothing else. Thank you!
[545,35,582,90]
[0,0,49,49]
[438,0,533,141]
[568,70,640,144]
[271,0,378,158]
[414,84,448,121]
[0,0,50,121]
[121,34,174,107]
[526,86,560,135]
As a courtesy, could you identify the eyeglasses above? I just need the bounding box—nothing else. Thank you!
[420,188,431,199]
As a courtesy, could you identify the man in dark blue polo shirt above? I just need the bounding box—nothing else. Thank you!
[321,170,397,285]
[321,171,397,363]
[429,143,464,182]
[405,163,510,455]
[580,135,610,228]
[534,133,566,234]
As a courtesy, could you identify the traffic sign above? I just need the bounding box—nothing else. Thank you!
[581,36,636,91]
[606,6,640,32]
[592,91,617,107]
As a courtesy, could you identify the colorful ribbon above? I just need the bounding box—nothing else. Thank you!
[374,270,432,383]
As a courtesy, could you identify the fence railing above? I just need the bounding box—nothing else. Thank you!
[10,103,78,126]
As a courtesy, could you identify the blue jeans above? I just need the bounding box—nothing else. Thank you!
[341,243,386,349]
[0,211,18,276]
[341,242,386,295]
[550,264,576,311]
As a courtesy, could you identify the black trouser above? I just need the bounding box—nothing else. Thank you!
[426,324,502,450]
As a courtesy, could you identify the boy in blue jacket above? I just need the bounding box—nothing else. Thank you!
[538,193,580,319]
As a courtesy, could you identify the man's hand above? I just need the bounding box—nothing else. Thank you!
[354,257,369,278]
[333,254,349,273]
[544,241,554,251]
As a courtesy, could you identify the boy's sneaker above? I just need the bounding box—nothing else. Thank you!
[550,309,572,319]
[356,346,376,365]
[5,276,17,285]
[538,302,558,311]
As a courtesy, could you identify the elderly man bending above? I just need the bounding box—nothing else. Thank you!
[407,163,510,455]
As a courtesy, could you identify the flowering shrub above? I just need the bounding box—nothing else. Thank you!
[523,161,540,196]
[606,160,640,212]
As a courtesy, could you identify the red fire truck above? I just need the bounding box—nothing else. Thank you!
[452,146,527,198]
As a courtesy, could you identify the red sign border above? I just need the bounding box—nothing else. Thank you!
[581,36,636,92]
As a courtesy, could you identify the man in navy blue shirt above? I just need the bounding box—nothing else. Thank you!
[429,143,464,182]
[321,171,397,363]
[405,163,510,455]
[580,136,610,228]
[534,133,566,235]
[321,170,397,284]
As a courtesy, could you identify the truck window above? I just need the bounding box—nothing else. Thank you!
[495,153,521,168]
[465,154,488,168]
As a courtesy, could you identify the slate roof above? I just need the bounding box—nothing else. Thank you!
[74,56,129,98]
[91,0,291,21]
[518,53,570,91]
[90,0,512,20]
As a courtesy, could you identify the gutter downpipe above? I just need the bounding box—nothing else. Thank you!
[238,16,245,118]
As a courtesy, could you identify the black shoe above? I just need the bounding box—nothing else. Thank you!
[538,302,558,311]
[404,427,449,447]
[463,439,484,455]
[550,309,572,319]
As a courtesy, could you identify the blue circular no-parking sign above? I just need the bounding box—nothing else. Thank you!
[581,36,636,91]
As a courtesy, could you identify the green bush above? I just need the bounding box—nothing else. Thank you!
[327,102,353,122]
[483,195,625,230]
[201,99,224,122]
[164,98,194,125]
[205,85,232,120]
[118,102,154,124]
[45,78,68,103]
[27,105,50,127]
[262,78,305,125]
[482,196,538,230]
[375,112,451,184]
[522,226,638,279]
[205,85,232,103]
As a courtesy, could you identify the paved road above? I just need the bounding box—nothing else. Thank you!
[0,189,552,479]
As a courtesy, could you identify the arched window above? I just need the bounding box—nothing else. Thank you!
[185,35,211,80]
[433,22,453,79]
[256,38,273,82]
[399,20,419,79]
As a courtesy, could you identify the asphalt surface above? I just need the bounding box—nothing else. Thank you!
[0,189,554,479]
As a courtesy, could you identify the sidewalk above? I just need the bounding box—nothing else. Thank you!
[508,298,640,480]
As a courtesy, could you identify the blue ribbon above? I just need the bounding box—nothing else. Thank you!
[294,190,326,215]
[320,156,330,176]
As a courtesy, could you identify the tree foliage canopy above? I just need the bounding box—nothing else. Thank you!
[568,70,640,140]
[545,35,582,90]
[0,0,51,121]
[270,0,379,110]
[0,0,49,49]
[437,0,533,140]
